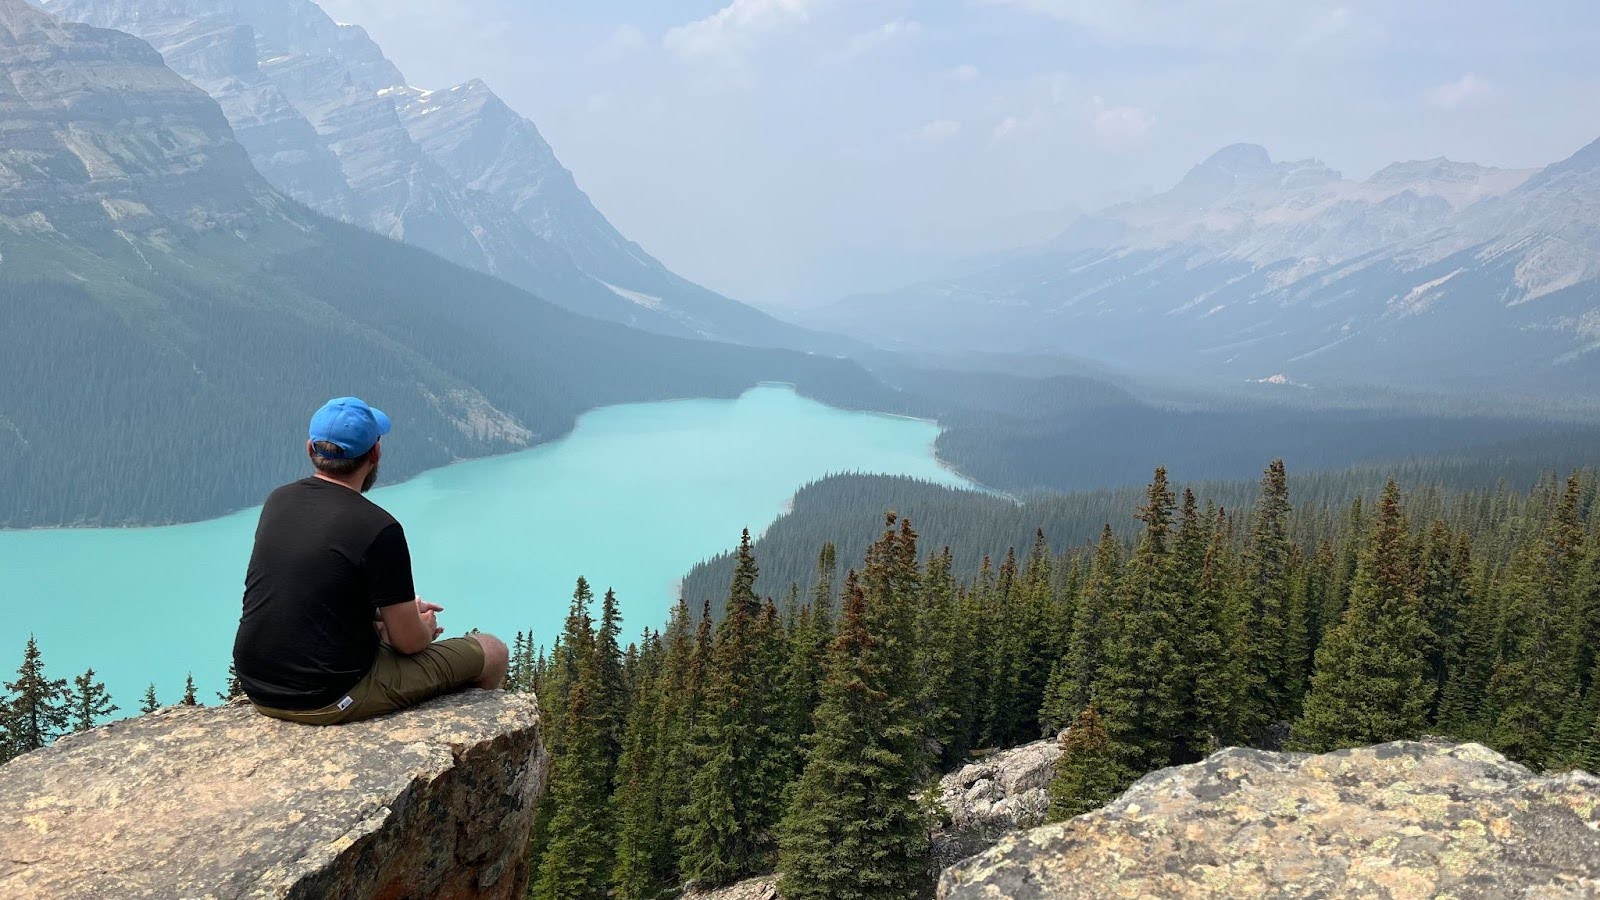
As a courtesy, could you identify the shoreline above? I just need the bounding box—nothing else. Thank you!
[1,383,988,534]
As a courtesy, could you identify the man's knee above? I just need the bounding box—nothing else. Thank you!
[471,632,508,689]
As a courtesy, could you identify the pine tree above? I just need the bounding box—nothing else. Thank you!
[1089,468,1184,785]
[1417,523,1469,719]
[596,588,628,756]
[533,652,617,900]
[1292,480,1431,752]
[917,545,974,765]
[1582,700,1600,774]
[507,631,531,692]
[217,664,244,703]
[632,599,703,889]
[140,683,160,715]
[528,578,602,881]
[777,528,929,900]
[980,548,1024,746]
[780,593,835,777]
[1171,491,1230,759]
[180,673,199,707]
[2,635,71,756]
[1053,525,1120,719]
[69,668,118,732]
[1012,530,1058,740]
[680,530,791,886]
[1486,478,1588,768]
[612,635,667,899]
[1047,705,1122,821]
[1435,551,1495,740]
[1280,550,1313,719]
[1230,460,1295,743]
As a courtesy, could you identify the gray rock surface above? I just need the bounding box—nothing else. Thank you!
[0,691,547,900]
[0,0,273,232]
[938,740,1600,899]
[931,734,1062,868]
[683,876,781,900]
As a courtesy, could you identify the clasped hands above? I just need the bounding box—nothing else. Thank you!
[375,596,446,645]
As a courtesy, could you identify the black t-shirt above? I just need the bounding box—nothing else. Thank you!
[234,477,416,709]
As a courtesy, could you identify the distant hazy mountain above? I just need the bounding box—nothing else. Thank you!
[0,0,884,526]
[810,141,1600,394]
[42,0,837,351]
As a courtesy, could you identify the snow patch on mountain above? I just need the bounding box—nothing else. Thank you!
[603,281,664,310]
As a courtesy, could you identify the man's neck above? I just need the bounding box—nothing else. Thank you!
[312,471,364,493]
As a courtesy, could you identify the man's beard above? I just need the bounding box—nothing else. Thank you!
[361,463,379,494]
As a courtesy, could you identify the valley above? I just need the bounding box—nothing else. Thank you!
[2,1,1599,897]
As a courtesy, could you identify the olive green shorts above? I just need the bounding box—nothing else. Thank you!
[252,636,486,726]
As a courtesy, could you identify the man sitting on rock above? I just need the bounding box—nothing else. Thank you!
[233,397,508,725]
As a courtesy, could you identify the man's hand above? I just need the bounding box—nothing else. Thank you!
[380,595,444,655]
[417,597,445,639]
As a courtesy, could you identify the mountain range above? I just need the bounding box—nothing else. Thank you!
[41,0,836,351]
[0,0,884,526]
[808,140,1600,394]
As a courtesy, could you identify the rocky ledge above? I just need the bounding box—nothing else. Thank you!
[931,735,1062,868]
[939,740,1600,899]
[0,691,546,900]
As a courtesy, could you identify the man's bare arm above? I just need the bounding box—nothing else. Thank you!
[379,598,444,654]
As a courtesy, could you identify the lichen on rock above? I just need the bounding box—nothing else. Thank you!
[0,690,546,899]
[938,740,1600,899]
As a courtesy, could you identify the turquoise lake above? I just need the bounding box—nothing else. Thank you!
[0,385,974,713]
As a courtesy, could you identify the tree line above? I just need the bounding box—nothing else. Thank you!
[0,636,206,765]
[518,462,1600,899]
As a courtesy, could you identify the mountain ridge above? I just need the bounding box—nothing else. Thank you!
[43,0,842,351]
[808,138,1595,394]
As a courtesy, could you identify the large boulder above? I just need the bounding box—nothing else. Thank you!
[939,741,1600,899]
[0,690,546,899]
[931,735,1062,868]
[682,876,780,900]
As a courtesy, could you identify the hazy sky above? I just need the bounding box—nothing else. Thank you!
[317,0,1600,307]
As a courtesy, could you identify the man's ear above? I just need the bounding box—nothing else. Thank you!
[370,440,382,464]
[306,439,317,460]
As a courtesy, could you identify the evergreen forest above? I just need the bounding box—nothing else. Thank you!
[515,462,1600,898]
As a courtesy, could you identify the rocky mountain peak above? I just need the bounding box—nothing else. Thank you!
[1170,143,1339,208]
[0,0,269,230]
[1370,156,1485,185]
[1198,142,1274,174]
[42,0,831,350]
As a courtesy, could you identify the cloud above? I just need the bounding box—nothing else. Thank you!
[837,18,921,60]
[946,63,981,83]
[978,0,1379,53]
[603,24,647,57]
[992,79,1153,150]
[906,119,963,143]
[663,0,816,65]
[1426,73,1494,110]
[1090,102,1155,148]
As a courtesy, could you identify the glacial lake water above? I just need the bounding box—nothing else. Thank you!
[0,385,974,714]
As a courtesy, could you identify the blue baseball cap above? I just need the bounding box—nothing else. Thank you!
[309,397,391,459]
